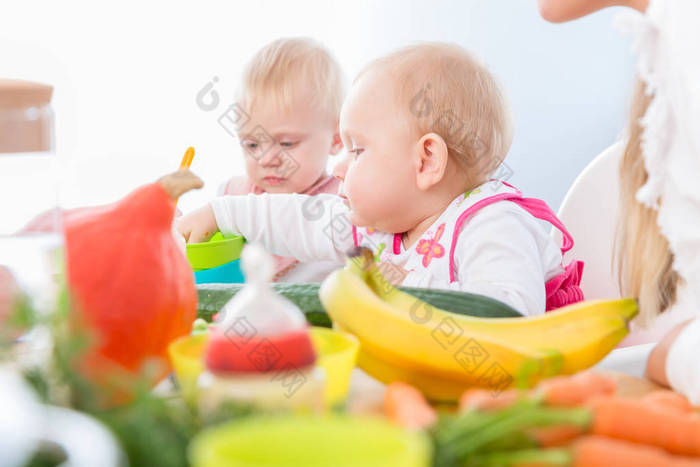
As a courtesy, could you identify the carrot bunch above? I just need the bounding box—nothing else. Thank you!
[383,372,700,467]
[470,436,700,467]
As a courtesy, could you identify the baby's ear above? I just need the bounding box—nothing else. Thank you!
[415,132,449,191]
[329,128,343,155]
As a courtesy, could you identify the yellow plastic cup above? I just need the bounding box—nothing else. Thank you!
[309,327,359,408]
[168,327,358,408]
[167,333,207,403]
[189,415,431,467]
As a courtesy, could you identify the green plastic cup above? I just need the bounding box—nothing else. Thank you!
[186,232,245,271]
[189,415,431,467]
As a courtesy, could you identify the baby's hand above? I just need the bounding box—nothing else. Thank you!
[176,204,218,244]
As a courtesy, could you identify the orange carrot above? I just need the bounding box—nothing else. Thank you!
[529,425,584,447]
[479,436,700,467]
[589,396,700,457]
[572,436,700,467]
[384,382,437,429]
[642,390,696,414]
[537,371,617,407]
[459,388,521,412]
[458,372,617,413]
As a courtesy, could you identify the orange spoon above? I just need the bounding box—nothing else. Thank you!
[179,146,195,170]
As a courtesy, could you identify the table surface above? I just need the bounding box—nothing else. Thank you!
[154,367,670,415]
[344,369,666,415]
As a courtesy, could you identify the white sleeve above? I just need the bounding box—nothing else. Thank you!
[665,318,700,405]
[402,203,560,316]
[210,193,354,263]
[216,182,226,196]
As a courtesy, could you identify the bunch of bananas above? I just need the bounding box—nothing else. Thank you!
[319,248,638,402]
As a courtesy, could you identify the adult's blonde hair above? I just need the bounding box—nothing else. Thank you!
[238,37,345,122]
[615,79,681,326]
[358,42,513,185]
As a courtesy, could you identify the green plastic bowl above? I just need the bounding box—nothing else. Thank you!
[189,415,431,467]
[186,232,245,271]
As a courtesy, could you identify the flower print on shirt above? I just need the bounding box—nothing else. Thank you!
[457,188,482,206]
[374,243,387,262]
[415,223,446,268]
[356,227,379,252]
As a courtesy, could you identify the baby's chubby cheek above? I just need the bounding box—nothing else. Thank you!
[346,192,389,229]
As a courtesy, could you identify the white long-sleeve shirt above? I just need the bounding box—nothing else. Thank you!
[210,181,564,316]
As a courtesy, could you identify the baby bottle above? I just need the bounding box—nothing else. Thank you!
[198,244,324,413]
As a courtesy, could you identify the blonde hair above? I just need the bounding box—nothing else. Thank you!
[238,37,345,123]
[358,42,513,185]
[615,79,681,326]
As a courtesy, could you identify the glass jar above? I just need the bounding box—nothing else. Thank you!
[0,79,63,329]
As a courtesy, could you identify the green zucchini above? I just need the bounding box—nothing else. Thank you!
[197,283,521,327]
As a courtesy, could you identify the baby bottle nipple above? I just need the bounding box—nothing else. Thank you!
[216,243,306,335]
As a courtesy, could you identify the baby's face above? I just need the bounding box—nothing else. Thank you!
[336,71,420,232]
[238,90,339,194]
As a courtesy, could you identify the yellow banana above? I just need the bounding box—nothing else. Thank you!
[320,249,638,401]
[337,322,551,401]
[364,256,636,351]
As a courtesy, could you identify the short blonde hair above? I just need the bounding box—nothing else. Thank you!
[359,43,513,183]
[238,37,345,123]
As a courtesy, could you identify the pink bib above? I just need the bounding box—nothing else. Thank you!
[448,182,584,311]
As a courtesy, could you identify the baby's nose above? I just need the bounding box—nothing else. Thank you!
[332,152,350,181]
[258,148,282,167]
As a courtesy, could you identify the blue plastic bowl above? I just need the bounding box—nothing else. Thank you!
[193,259,245,284]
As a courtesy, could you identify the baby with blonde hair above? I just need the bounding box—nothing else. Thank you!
[219,37,345,281]
[180,42,583,316]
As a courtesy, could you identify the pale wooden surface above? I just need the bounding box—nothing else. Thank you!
[344,369,667,416]
[603,370,663,398]
[345,369,386,415]
[156,367,671,415]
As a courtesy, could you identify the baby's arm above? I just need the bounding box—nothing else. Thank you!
[208,192,353,263]
[403,203,559,316]
[647,318,700,405]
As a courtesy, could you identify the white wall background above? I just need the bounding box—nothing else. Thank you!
[0,0,637,214]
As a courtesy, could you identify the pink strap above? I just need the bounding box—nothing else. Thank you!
[352,226,359,248]
[508,197,574,255]
[448,189,575,282]
[393,234,402,254]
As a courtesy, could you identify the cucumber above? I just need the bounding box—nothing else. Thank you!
[400,286,523,318]
[197,283,521,327]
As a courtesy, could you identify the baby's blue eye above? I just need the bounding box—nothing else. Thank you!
[350,148,364,158]
[280,141,298,148]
